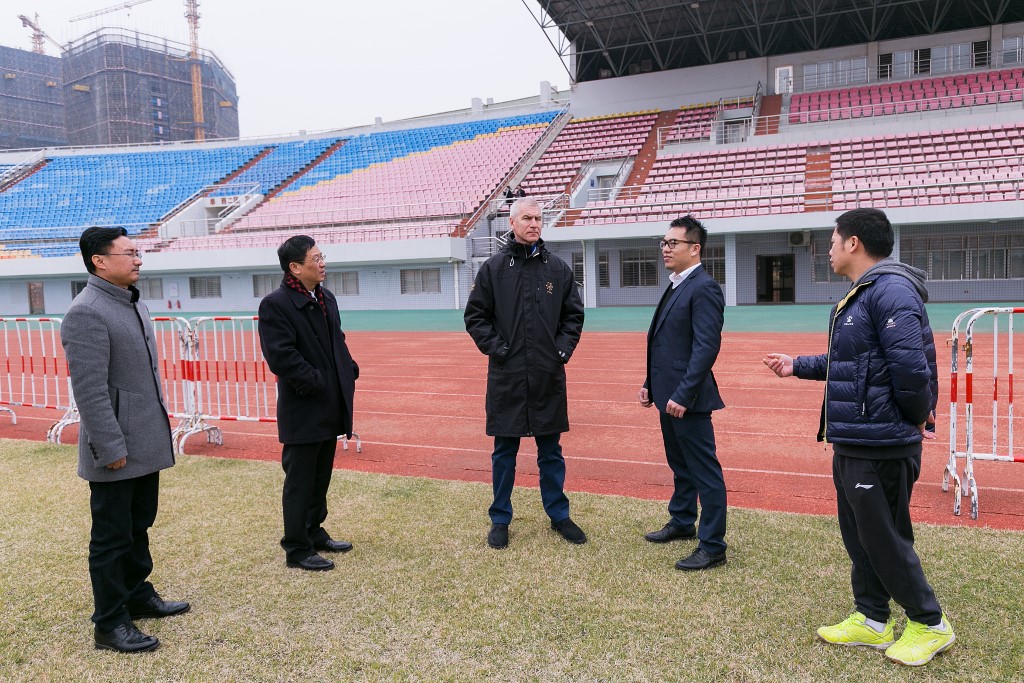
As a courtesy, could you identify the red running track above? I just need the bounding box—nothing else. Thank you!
[3,331,1022,530]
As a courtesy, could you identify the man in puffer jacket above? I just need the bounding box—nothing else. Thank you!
[763,208,954,667]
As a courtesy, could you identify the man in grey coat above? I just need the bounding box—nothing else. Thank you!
[61,226,189,654]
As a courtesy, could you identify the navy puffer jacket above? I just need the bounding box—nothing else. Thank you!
[794,260,938,447]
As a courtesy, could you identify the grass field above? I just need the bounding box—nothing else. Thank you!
[2,440,1022,682]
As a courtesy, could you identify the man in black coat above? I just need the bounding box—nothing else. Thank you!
[259,235,359,571]
[639,215,728,571]
[465,198,586,549]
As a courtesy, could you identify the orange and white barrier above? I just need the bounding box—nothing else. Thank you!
[7,314,361,455]
[944,306,1022,518]
[0,317,71,429]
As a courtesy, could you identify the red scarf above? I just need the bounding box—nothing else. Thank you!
[284,272,327,318]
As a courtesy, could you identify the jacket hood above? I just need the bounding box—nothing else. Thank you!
[853,258,930,303]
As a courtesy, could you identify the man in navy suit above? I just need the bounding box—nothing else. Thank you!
[639,215,728,571]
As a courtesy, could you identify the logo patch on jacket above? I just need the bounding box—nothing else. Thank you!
[886,317,896,329]
[844,315,854,326]
[546,281,554,294]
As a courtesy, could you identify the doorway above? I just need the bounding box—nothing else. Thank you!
[27,282,45,314]
[775,65,794,94]
[756,255,795,303]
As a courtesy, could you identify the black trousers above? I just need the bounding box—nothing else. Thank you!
[88,472,160,631]
[659,411,727,556]
[833,452,942,625]
[281,439,337,562]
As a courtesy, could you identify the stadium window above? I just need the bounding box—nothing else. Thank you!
[137,277,163,300]
[892,51,912,78]
[252,274,277,298]
[900,232,1023,281]
[973,40,990,68]
[703,243,726,286]
[400,268,441,295]
[598,252,610,288]
[326,271,359,296]
[950,43,972,72]
[877,53,893,80]
[914,48,931,75]
[932,45,949,73]
[620,248,659,287]
[1001,36,1023,66]
[71,280,87,298]
[572,253,584,286]
[811,233,841,283]
[189,276,221,299]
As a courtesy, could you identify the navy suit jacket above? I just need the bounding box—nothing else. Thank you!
[645,264,726,413]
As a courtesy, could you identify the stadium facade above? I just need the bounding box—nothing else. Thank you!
[0,17,1022,315]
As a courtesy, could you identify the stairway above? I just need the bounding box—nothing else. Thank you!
[755,95,782,136]
[0,159,48,193]
[622,109,679,187]
[804,147,833,212]
[264,138,348,202]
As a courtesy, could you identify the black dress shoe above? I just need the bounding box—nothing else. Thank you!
[286,553,335,571]
[314,539,353,553]
[95,622,160,653]
[675,547,727,571]
[644,522,697,543]
[487,523,509,549]
[550,517,588,544]
[127,595,191,619]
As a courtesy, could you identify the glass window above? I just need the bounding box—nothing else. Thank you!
[703,243,726,286]
[137,277,163,300]
[598,252,610,288]
[620,248,660,287]
[400,268,441,295]
[1002,36,1023,66]
[71,280,87,298]
[189,276,221,299]
[326,271,359,296]
[252,274,277,298]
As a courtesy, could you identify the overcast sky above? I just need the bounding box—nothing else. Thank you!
[1,0,570,137]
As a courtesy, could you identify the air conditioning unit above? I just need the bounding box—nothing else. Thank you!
[789,230,811,247]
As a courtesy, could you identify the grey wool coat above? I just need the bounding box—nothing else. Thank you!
[60,274,175,482]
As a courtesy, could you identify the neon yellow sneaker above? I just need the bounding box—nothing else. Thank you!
[885,614,955,666]
[817,612,895,649]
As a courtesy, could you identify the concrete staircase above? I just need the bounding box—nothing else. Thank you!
[804,147,833,211]
[755,95,782,136]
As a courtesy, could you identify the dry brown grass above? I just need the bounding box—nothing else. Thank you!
[1,439,1022,682]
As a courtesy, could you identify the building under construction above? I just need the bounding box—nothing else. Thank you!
[0,44,67,149]
[0,28,238,149]
[62,28,238,146]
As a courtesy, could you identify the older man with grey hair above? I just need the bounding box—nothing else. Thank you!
[464,198,586,549]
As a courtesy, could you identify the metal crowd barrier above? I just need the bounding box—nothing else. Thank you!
[9,315,360,455]
[0,317,72,431]
[943,306,1022,519]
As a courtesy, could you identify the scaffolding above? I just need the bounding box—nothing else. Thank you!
[0,45,67,149]
[61,28,238,146]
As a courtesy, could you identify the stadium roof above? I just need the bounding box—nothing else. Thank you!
[525,0,1024,82]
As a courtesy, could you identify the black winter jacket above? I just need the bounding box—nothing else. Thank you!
[794,260,937,450]
[464,238,584,436]
[259,281,359,444]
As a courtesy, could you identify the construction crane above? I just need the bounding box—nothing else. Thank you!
[185,0,205,141]
[69,0,156,23]
[17,13,63,54]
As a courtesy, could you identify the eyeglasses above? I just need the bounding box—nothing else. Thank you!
[658,239,698,250]
[306,252,326,265]
[103,250,143,259]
